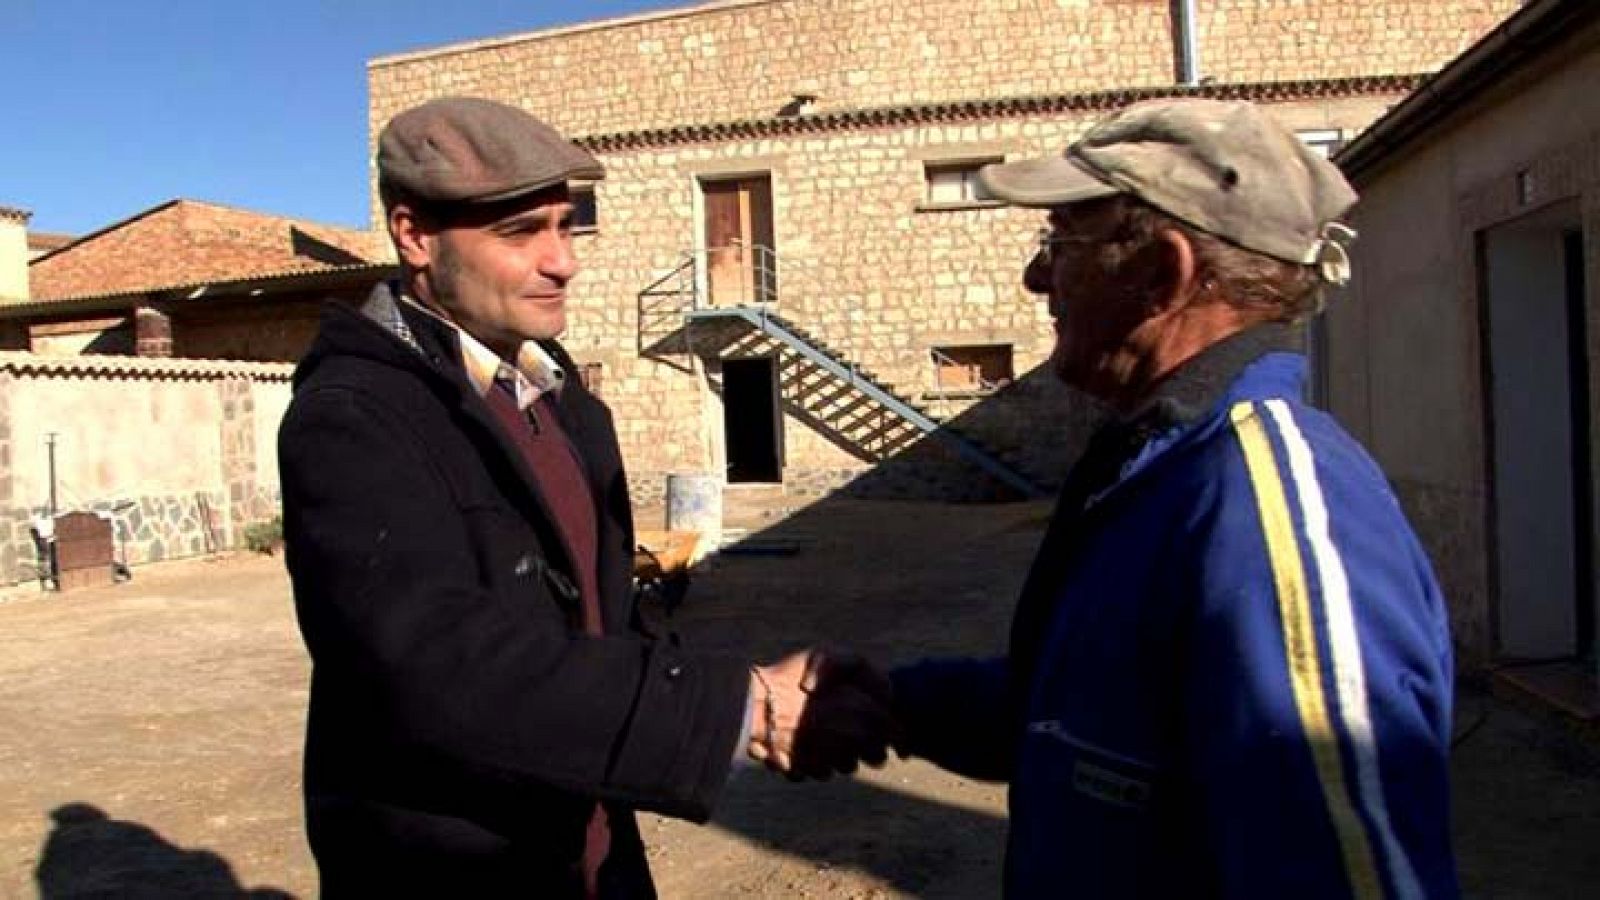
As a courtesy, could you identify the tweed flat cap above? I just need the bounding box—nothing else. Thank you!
[377,97,605,206]
[980,98,1358,284]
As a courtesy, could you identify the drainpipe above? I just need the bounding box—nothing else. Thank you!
[1175,0,1201,86]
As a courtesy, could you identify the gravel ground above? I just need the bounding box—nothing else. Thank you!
[0,497,1595,898]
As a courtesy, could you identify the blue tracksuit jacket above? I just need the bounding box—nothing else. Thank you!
[894,339,1457,898]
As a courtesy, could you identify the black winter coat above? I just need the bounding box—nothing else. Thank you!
[279,285,748,898]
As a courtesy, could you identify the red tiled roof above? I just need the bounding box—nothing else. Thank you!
[27,199,384,302]
[0,262,395,314]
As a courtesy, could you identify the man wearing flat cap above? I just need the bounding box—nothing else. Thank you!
[886,99,1459,897]
[279,97,891,898]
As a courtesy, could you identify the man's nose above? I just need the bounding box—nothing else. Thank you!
[538,235,579,282]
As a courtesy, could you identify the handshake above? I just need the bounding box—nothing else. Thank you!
[745,649,897,780]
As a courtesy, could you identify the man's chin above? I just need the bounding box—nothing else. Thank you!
[516,313,567,342]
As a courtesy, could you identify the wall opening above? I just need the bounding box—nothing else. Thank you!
[722,356,783,484]
[933,344,1014,391]
[1481,200,1593,664]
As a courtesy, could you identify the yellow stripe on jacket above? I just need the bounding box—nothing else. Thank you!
[1230,400,1383,899]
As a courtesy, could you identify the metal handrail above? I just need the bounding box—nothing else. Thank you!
[635,253,699,355]
[682,242,861,385]
[926,347,1001,418]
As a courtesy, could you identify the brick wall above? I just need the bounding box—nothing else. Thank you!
[172,289,371,363]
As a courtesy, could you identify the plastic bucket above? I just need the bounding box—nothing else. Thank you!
[665,472,724,544]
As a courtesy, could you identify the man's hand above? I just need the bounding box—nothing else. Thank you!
[747,649,895,779]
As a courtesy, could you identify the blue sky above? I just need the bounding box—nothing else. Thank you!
[5,0,673,235]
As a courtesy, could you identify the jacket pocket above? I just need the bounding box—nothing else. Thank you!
[1008,720,1163,892]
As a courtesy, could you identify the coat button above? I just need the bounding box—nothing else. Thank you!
[665,664,684,680]
[513,554,535,577]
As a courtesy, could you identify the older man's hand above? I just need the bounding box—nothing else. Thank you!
[747,649,895,779]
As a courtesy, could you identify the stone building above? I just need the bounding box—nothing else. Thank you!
[8,199,388,361]
[1330,0,1600,691]
[368,0,1522,504]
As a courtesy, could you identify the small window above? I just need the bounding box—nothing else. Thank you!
[923,160,1000,208]
[933,344,1013,391]
[576,361,604,397]
[571,185,599,233]
[1297,129,1344,159]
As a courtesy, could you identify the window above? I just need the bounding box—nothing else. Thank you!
[572,184,598,233]
[922,159,1000,208]
[1296,129,1345,159]
[933,344,1014,391]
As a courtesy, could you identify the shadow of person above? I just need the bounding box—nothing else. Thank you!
[711,768,1007,898]
[36,803,295,899]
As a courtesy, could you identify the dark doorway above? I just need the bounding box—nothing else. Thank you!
[1565,228,1594,662]
[723,357,782,483]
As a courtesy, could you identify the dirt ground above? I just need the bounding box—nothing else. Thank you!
[1,496,1597,898]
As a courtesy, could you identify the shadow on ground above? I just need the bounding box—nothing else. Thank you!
[711,769,1007,897]
[36,803,295,899]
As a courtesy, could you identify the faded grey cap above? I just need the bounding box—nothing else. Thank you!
[377,97,604,206]
[980,98,1358,284]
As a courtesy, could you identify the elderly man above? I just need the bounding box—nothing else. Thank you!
[280,97,888,898]
[889,99,1458,897]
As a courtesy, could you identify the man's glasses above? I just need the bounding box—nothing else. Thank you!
[1034,228,1100,265]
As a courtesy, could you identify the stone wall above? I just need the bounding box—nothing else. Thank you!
[556,94,1395,497]
[0,353,292,585]
[364,0,1520,502]
[369,0,1516,149]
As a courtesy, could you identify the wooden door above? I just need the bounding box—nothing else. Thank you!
[703,176,774,306]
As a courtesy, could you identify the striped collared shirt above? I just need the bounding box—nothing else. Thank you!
[392,295,566,411]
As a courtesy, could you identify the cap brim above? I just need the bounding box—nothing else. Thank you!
[978,156,1121,208]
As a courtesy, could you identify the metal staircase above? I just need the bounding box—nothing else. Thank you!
[638,245,1048,498]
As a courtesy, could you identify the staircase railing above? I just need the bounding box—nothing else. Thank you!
[636,253,698,356]
[926,347,1002,418]
[668,242,860,385]
[687,306,1044,497]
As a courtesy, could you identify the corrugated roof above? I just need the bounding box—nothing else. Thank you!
[575,74,1430,152]
[0,351,296,382]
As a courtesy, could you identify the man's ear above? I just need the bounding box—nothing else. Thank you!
[388,203,435,270]
[1150,227,1199,313]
